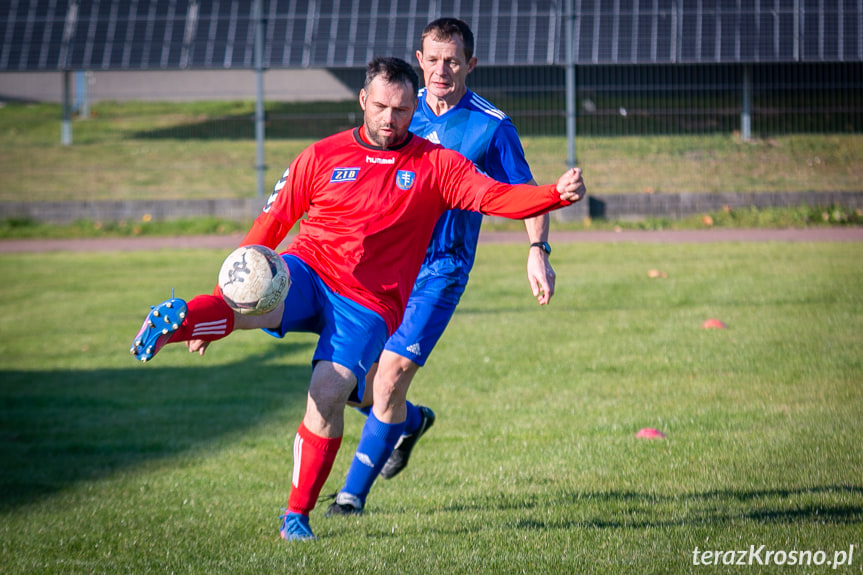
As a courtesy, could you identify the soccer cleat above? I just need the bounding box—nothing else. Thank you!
[130,296,187,362]
[380,406,435,479]
[279,511,316,541]
[324,492,364,517]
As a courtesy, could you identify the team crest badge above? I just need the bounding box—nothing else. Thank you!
[396,170,415,190]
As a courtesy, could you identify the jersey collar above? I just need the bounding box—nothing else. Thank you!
[420,87,473,119]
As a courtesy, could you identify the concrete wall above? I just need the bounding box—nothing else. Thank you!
[2,191,861,225]
[0,69,354,103]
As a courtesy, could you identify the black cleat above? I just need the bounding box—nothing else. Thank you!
[380,406,435,479]
[324,492,364,517]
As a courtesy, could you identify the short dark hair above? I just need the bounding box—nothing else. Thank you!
[364,57,419,96]
[421,18,475,61]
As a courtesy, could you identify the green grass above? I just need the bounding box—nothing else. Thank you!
[1,242,861,573]
[0,216,253,239]
[526,133,863,194]
[1,101,861,201]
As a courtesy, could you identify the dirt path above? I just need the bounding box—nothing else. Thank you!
[1,227,861,253]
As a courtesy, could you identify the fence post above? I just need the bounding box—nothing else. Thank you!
[254,0,266,199]
[741,64,752,141]
[60,0,79,146]
[62,70,72,146]
[565,0,577,168]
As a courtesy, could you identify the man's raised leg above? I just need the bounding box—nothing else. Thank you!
[130,294,284,362]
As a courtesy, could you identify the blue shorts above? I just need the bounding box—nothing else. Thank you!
[384,276,461,367]
[264,255,389,403]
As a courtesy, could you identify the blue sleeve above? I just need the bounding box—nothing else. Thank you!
[483,120,534,185]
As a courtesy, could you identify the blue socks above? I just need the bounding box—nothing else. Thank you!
[342,411,405,504]
[354,401,421,433]
[403,401,423,435]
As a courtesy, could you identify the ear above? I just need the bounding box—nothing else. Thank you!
[467,56,478,74]
[359,88,367,111]
[415,49,423,66]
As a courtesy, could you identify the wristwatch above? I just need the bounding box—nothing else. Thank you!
[530,241,551,255]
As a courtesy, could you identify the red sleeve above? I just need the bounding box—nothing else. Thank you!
[433,147,572,219]
[239,210,291,250]
[238,145,318,251]
[475,181,572,219]
[210,206,291,297]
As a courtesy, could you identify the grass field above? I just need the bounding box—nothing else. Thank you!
[1,242,861,574]
[1,101,861,201]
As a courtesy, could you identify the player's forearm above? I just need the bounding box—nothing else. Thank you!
[524,213,549,244]
[518,179,548,243]
[518,179,549,243]
[477,182,571,220]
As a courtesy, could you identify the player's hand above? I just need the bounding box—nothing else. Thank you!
[186,339,210,356]
[527,248,555,305]
[556,167,586,202]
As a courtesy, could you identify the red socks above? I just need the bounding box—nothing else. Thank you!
[287,423,342,516]
[167,294,235,343]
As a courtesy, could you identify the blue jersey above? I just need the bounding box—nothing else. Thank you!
[409,88,533,301]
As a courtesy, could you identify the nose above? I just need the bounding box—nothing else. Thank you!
[432,60,447,77]
[378,106,397,126]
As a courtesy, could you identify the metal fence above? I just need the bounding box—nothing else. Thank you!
[157,61,859,140]
[0,1,861,211]
[26,60,854,139]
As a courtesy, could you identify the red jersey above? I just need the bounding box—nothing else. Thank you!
[242,127,570,333]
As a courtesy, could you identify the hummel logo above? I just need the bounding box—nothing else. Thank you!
[366,155,395,164]
[406,343,422,356]
[265,168,288,213]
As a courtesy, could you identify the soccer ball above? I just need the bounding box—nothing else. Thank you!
[218,245,290,315]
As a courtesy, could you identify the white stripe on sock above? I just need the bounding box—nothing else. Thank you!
[196,319,228,329]
[192,328,227,337]
[191,319,228,338]
[292,433,303,489]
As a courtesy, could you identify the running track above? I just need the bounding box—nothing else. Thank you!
[1,228,861,253]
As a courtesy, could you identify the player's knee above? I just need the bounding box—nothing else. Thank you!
[391,353,420,378]
[308,363,356,412]
[308,384,353,425]
[373,377,402,404]
[373,359,418,404]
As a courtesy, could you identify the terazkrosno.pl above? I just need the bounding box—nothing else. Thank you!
[692,545,855,568]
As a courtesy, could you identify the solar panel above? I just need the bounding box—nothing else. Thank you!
[0,0,861,71]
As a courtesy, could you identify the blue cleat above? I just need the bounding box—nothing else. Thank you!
[279,511,316,541]
[130,297,187,362]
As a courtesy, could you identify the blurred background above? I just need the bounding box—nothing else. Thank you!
[1,0,861,221]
